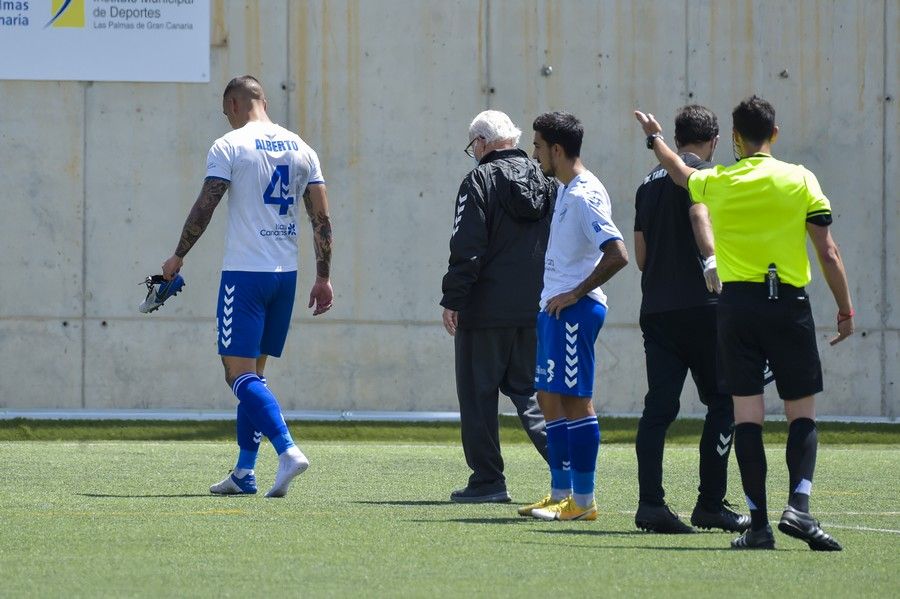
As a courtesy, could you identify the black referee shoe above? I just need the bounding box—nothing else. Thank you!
[449,484,511,503]
[778,506,843,551]
[730,525,776,550]
[635,502,696,534]
[690,500,751,532]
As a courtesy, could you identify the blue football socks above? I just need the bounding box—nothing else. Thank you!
[235,402,260,471]
[568,415,600,507]
[232,372,295,456]
[546,418,572,500]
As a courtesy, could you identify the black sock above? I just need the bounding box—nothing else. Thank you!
[786,418,817,513]
[697,401,734,511]
[734,423,768,530]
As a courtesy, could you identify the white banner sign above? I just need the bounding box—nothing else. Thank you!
[0,0,209,82]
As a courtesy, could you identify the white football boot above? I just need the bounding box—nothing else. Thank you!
[265,447,309,498]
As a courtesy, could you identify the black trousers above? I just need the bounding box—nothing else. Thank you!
[455,326,549,488]
[636,305,734,508]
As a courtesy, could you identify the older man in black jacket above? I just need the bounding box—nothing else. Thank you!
[441,110,554,503]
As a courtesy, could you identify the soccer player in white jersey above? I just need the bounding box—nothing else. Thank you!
[160,76,333,498]
[519,112,629,521]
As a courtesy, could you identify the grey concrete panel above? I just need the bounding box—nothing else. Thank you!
[592,324,647,415]
[82,83,226,319]
[272,320,456,411]
[488,0,688,326]
[885,0,899,331]
[84,317,456,411]
[814,328,883,417]
[287,0,487,323]
[212,0,290,125]
[84,317,224,409]
[0,319,81,408]
[885,331,899,420]
[0,82,85,318]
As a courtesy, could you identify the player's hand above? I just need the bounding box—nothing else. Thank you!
[161,255,183,281]
[442,308,458,337]
[830,315,854,346]
[634,110,663,137]
[702,255,722,294]
[308,277,333,316]
[545,291,578,319]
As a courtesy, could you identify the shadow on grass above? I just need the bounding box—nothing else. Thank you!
[353,500,452,506]
[519,536,735,552]
[534,528,646,536]
[539,542,734,552]
[78,493,213,499]
[409,517,527,524]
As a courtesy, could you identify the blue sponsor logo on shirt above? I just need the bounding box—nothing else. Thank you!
[592,221,601,233]
[259,223,297,237]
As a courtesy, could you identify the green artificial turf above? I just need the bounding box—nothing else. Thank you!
[1,441,897,597]
[1,417,898,444]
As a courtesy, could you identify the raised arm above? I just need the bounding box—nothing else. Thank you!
[161,177,230,280]
[303,183,334,315]
[634,111,697,189]
[807,223,854,345]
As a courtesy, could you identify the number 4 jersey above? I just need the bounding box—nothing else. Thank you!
[205,121,325,273]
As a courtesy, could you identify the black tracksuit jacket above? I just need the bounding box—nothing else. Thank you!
[440,148,556,329]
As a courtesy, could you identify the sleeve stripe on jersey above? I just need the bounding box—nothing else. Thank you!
[806,208,832,216]
[308,180,325,185]
[599,236,623,250]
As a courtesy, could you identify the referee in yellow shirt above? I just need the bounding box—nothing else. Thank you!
[634,95,854,551]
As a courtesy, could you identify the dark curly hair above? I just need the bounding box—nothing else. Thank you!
[732,95,776,144]
[674,105,719,147]
[532,111,584,158]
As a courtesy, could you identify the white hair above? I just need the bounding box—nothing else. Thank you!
[468,110,522,145]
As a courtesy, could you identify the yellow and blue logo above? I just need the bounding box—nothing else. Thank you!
[46,0,85,28]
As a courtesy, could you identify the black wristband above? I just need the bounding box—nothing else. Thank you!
[646,133,663,149]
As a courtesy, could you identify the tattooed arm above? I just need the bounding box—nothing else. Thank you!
[161,177,229,280]
[303,183,334,315]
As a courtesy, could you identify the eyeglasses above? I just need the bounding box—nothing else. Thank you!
[464,137,482,158]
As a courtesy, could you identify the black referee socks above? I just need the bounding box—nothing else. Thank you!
[786,418,818,513]
[734,423,768,531]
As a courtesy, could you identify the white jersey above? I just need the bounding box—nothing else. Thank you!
[540,170,623,309]
[205,121,324,272]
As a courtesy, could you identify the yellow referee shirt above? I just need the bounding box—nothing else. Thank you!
[687,153,831,287]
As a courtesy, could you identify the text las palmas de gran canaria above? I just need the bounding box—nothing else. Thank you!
[0,0,196,28]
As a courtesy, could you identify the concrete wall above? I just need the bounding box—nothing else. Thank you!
[0,0,896,418]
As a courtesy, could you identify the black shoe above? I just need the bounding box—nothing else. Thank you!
[778,506,843,551]
[635,502,696,534]
[450,484,511,503]
[691,500,752,532]
[731,524,776,549]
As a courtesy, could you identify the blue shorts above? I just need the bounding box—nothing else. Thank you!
[216,270,297,358]
[535,296,607,397]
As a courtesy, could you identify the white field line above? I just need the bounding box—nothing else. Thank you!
[821,524,900,534]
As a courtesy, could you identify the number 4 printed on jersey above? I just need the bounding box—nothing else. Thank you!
[263,165,294,215]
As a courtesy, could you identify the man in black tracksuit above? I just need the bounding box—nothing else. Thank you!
[441,110,554,503]
[633,105,750,533]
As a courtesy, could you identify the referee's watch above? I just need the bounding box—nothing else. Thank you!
[646,133,664,149]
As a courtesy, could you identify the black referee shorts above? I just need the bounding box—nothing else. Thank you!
[717,282,823,400]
